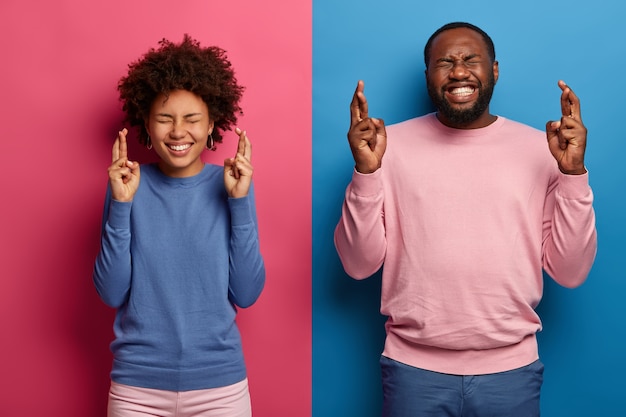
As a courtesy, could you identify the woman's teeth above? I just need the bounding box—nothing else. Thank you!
[169,144,191,151]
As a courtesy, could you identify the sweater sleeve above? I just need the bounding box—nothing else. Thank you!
[334,169,387,279]
[227,185,266,308]
[542,172,597,288]
[92,187,133,308]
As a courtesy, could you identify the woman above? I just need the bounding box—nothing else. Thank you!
[93,35,265,416]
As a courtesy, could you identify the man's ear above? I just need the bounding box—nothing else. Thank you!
[493,60,499,84]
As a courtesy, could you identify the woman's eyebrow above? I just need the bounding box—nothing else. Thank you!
[154,112,204,118]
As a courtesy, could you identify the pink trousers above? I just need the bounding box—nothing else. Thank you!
[107,378,252,417]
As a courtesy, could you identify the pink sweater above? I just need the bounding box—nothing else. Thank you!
[334,113,597,375]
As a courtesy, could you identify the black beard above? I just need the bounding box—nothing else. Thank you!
[427,73,495,127]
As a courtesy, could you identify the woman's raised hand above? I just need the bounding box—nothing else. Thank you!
[224,128,253,198]
[108,128,141,202]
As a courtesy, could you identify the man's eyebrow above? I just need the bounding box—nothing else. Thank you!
[436,53,482,63]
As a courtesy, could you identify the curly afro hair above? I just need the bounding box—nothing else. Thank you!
[118,34,244,148]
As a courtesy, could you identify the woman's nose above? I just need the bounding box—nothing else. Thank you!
[169,120,186,138]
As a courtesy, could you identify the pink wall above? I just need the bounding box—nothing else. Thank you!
[0,1,311,415]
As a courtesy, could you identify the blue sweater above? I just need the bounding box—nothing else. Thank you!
[93,163,265,391]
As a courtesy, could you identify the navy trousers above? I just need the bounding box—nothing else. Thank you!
[381,355,544,417]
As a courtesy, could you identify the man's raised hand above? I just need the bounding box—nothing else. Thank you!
[347,80,387,174]
[546,80,588,175]
[108,128,140,202]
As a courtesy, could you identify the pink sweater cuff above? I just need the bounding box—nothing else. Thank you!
[557,171,592,200]
[350,168,383,197]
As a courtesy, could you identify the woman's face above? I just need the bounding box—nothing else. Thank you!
[146,89,214,178]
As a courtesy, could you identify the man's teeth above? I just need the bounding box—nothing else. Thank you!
[169,144,191,151]
[450,87,475,96]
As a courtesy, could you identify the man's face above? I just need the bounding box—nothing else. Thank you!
[425,27,499,129]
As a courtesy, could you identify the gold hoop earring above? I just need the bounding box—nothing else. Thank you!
[206,134,215,151]
[146,136,153,150]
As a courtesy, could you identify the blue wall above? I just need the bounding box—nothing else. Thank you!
[312,1,625,415]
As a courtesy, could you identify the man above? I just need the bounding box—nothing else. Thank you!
[334,22,597,417]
